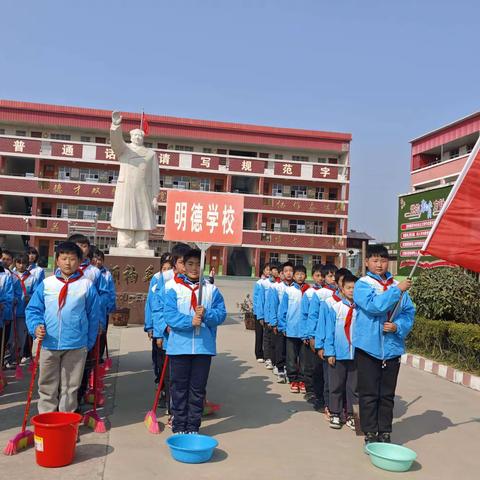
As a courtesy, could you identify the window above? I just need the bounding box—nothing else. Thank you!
[203,147,213,153]
[287,254,304,264]
[312,255,322,265]
[175,145,194,152]
[0,128,5,135]
[328,157,337,164]
[269,253,279,263]
[81,136,92,143]
[31,131,42,138]
[327,221,337,235]
[289,219,305,233]
[292,155,309,162]
[272,184,283,197]
[449,148,459,159]
[326,255,335,265]
[144,142,153,148]
[274,154,284,160]
[259,152,269,159]
[291,185,307,198]
[217,149,227,155]
[158,143,168,149]
[328,188,338,200]
[95,137,106,144]
[16,130,27,137]
[219,157,227,166]
[270,218,281,232]
[199,178,210,191]
[313,221,323,234]
[315,187,325,199]
[50,133,71,140]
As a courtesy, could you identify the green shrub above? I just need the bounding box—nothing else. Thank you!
[410,267,480,324]
[407,316,480,375]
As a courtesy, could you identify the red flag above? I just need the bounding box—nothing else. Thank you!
[141,111,149,136]
[421,136,480,272]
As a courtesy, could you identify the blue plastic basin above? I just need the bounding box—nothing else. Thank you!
[166,434,218,464]
[365,442,417,472]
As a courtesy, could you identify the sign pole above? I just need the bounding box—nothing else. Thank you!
[196,242,211,335]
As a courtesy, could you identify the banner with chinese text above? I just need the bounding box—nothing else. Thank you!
[164,190,244,245]
[397,185,454,275]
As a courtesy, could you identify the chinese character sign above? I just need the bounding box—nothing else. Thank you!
[274,162,301,177]
[192,155,220,170]
[312,165,338,179]
[0,138,41,155]
[229,157,265,174]
[164,190,244,245]
[51,142,83,158]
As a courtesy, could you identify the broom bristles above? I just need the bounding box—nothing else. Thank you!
[83,411,107,433]
[144,411,160,434]
[3,430,34,455]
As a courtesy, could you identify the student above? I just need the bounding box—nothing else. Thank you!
[92,248,116,361]
[278,264,310,392]
[26,242,101,413]
[0,250,14,368]
[164,248,226,434]
[268,262,294,382]
[6,254,38,367]
[145,244,190,384]
[261,263,280,370]
[252,263,270,363]
[353,244,415,445]
[300,264,324,404]
[324,273,358,430]
[26,246,45,284]
[1,250,14,270]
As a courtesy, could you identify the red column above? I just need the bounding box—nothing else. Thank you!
[0,156,6,175]
[258,176,265,195]
[225,175,232,193]
[34,158,41,177]
[221,246,229,276]
[254,248,260,277]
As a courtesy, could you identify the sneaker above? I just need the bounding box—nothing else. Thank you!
[346,416,356,431]
[187,431,198,435]
[298,382,306,394]
[20,357,28,365]
[265,360,274,370]
[329,415,342,429]
[290,382,300,393]
[377,432,391,443]
[273,366,279,375]
[257,358,265,363]
[364,432,378,446]
[174,431,186,435]
[276,372,287,384]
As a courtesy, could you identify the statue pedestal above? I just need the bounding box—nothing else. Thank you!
[109,247,155,258]
[106,255,160,325]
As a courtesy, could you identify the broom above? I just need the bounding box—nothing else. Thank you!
[83,336,107,433]
[104,335,112,371]
[12,312,23,380]
[3,339,42,455]
[0,326,7,393]
[144,354,169,434]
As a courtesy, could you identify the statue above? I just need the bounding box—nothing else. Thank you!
[109,111,160,250]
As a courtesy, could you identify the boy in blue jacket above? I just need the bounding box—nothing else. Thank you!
[324,273,358,430]
[278,264,310,391]
[26,242,101,413]
[261,263,280,370]
[164,248,226,434]
[252,263,270,363]
[353,244,415,445]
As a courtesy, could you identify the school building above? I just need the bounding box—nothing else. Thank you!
[398,111,480,274]
[0,100,352,276]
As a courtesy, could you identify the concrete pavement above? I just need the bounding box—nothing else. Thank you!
[1,278,479,479]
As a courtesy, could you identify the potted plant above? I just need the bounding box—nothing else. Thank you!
[237,294,255,330]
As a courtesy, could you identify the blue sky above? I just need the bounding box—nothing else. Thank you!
[1,0,478,241]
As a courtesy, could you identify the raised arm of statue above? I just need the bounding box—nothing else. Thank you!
[110,111,127,158]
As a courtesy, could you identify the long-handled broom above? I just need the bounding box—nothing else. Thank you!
[0,325,8,393]
[83,336,107,433]
[104,335,112,371]
[144,354,169,434]
[12,312,23,380]
[3,339,42,455]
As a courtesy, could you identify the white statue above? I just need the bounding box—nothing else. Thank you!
[110,111,160,249]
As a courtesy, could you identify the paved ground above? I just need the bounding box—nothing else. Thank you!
[0,278,479,479]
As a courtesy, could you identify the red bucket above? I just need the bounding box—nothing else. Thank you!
[31,412,83,467]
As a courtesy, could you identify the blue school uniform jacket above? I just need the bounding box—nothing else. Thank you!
[314,292,343,349]
[300,284,322,339]
[278,283,310,337]
[151,277,178,347]
[164,275,226,356]
[253,278,265,319]
[28,263,45,284]
[145,269,175,333]
[0,270,14,326]
[26,271,101,351]
[262,277,278,325]
[324,298,356,360]
[79,261,110,328]
[267,281,291,327]
[98,266,117,314]
[13,271,38,317]
[353,272,415,360]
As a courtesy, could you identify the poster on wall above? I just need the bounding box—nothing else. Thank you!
[397,185,455,275]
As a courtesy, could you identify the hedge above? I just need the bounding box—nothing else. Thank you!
[406,316,480,375]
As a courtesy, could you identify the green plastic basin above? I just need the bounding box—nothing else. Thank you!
[365,442,417,472]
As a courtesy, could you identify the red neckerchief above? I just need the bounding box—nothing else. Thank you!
[57,270,84,311]
[79,261,90,272]
[371,276,394,291]
[324,283,336,292]
[14,271,31,297]
[332,292,342,302]
[174,275,199,310]
[275,277,281,283]
[299,283,310,295]
[344,300,355,345]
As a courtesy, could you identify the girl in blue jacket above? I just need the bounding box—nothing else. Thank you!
[164,248,226,434]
